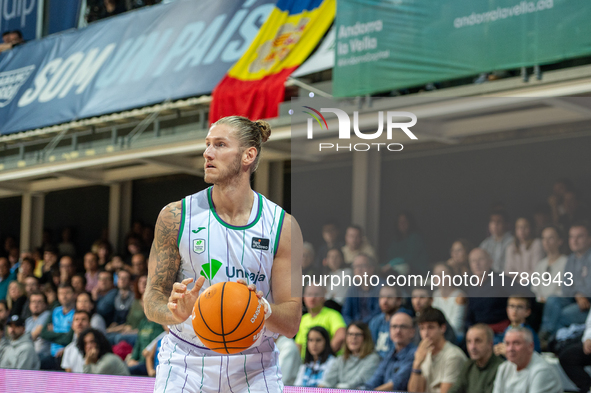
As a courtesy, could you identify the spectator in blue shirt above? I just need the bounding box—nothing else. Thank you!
[341,254,381,324]
[364,312,417,390]
[369,285,406,358]
[50,283,76,357]
[0,257,16,300]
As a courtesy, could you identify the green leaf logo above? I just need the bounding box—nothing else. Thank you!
[200,259,222,280]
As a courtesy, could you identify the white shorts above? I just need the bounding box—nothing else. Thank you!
[154,332,284,393]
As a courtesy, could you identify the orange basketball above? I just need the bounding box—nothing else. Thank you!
[192,281,265,354]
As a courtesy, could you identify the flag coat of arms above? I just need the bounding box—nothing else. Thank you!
[209,0,335,124]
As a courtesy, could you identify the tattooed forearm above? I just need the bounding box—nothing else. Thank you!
[144,201,183,325]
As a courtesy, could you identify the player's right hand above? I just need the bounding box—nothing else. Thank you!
[168,276,205,324]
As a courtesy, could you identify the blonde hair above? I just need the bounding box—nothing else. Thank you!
[211,116,271,173]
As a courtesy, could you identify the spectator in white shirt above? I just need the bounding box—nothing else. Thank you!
[61,310,91,372]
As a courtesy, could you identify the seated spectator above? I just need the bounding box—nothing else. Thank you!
[492,327,561,393]
[294,326,336,387]
[558,191,590,232]
[449,324,503,393]
[107,274,146,342]
[540,221,591,338]
[322,248,351,311]
[0,256,16,299]
[41,281,59,309]
[447,239,473,276]
[95,240,112,269]
[7,280,27,318]
[319,322,381,389]
[61,310,91,372]
[59,256,76,285]
[48,283,76,361]
[93,270,117,325]
[411,288,457,345]
[316,221,344,266]
[341,254,381,324]
[295,284,346,359]
[494,297,540,356]
[276,335,301,386]
[505,217,544,275]
[125,312,164,375]
[548,178,573,226]
[479,209,514,272]
[85,252,100,293]
[432,262,466,339]
[25,291,51,357]
[145,325,169,377]
[364,312,417,391]
[77,327,130,375]
[408,307,467,393]
[302,242,321,278]
[532,226,567,303]
[384,212,429,275]
[39,247,59,284]
[129,253,148,278]
[369,285,405,358]
[341,225,376,265]
[17,257,36,284]
[466,248,509,336]
[71,273,87,295]
[112,269,134,326]
[0,315,40,369]
[23,275,40,298]
[76,291,106,332]
[559,307,591,393]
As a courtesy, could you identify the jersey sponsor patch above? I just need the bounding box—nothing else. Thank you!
[251,237,270,250]
[193,239,206,254]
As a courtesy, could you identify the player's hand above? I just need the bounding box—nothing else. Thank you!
[584,339,591,355]
[413,338,433,368]
[236,278,263,299]
[167,276,206,324]
[237,279,272,320]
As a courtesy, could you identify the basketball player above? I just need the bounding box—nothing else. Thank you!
[145,116,303,392]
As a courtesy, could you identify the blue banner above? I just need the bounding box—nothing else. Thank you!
[0,0,274,135]
[0,0,38,41]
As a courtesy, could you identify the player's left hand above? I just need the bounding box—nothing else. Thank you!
[237,279,272,320]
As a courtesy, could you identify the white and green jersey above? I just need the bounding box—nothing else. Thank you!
[170,186,286,352]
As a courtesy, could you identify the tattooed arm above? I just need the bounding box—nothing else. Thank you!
[144,201,204,325]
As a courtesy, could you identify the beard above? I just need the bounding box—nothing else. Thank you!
[204,153,242,185]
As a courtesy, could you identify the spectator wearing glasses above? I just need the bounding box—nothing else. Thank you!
[493,297,540,356]
[319,322,381,389]
[364,312,417,391]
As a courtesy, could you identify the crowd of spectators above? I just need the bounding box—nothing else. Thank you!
[1,179,590,393]
[0,221,161,377]
[285,178,591,392]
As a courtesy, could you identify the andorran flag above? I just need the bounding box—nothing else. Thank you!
[209,0,335,124]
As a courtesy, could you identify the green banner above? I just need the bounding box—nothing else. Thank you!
[333,0,591,97]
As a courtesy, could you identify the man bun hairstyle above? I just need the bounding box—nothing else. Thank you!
[212,116,272,173]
